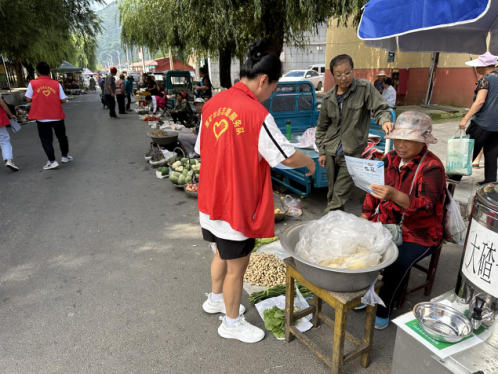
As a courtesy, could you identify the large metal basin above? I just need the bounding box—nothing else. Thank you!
[281,222,399,292]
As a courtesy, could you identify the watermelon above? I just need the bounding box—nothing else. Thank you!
[178,175,186,185]
[169,174,179,184]
[182,169,188,177]
[185,176,192,184]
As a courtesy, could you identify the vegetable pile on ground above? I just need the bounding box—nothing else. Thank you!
[156,167,169,176]
[249,283,312,305]
[244,253,285,287]
[169,158,200,186]
[263,306,297,338]
[143,115,161,122]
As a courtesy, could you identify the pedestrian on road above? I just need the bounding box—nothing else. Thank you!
[196,39,315,344]
[315,54,393,214]
[451,52,498,185]
[89,76,96,92]
[25,61,72,170]
[0,93,19,171]
[104,67,118,119]
[361,111,445,330]
[115,74,126,115]
[125,76,134,111]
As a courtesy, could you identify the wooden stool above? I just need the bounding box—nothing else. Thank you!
[284,257,382,374]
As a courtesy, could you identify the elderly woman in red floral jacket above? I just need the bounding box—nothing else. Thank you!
[359,111,446,330]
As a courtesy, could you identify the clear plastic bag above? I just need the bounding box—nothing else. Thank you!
[295,211,392,269]
[444,188,467,245]
[361,278,386,307]
[284,195,303,217]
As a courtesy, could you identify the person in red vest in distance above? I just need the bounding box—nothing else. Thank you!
[25,61,72,170]
[195,39,316,343]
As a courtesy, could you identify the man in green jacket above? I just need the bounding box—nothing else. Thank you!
[316,54,393,214]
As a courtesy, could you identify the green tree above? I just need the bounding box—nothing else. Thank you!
[119,0,366,88]
[0,0,102,85]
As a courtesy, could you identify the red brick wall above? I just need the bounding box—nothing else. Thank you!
[324,67,475,107]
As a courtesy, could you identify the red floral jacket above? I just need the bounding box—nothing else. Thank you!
[362,146,446,247]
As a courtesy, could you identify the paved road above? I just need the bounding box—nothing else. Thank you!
[0,94,464,373]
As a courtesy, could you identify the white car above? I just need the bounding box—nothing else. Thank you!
[280,69,323,91]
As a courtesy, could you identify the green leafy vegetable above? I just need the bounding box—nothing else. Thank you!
[263,306,299,338]
[249,283,312,305]
[252,236,278,252]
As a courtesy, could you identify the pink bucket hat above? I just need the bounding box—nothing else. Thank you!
[385,111,437,144]
[465,52,497,67]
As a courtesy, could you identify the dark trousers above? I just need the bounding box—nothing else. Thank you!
[117,94,126,114]
[36,120,69,162]
[448,121,498,183]
[377,242,437,319]
[171,111,188,124]
[126,93,132,110]
[105,94,116,117]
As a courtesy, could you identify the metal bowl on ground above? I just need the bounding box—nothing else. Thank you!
[148,130,179,146]
[184,184,198,198]
[274,206,288,222]
[280,222,399,292]
[414,302,473,343]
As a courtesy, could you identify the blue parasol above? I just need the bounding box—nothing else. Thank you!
[358,0,498,54]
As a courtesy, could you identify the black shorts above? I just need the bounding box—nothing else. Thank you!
[202,229,255,260]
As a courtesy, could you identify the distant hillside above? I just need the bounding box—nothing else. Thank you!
[96,2,126,68]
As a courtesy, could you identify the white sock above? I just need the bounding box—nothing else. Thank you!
[224,315,240,327]
[210,293,223,302]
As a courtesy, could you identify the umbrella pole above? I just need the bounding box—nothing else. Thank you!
[424,52,439,105]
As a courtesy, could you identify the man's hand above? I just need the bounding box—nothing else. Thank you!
[9,115,17,121]
[370,184,398,200]
[382,121,394,134]
[318,155,326,168]
[111,93,115,98]
[305,159,316,177]
[459,118,468,130]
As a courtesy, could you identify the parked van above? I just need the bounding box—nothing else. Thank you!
[308,64,326,75]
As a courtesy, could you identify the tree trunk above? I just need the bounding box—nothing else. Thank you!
[261,10,285,56]
[21,62,35,82]
[14,60,26,87]
[219,45,232,89]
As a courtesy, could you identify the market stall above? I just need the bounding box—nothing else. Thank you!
[51,61,83,96]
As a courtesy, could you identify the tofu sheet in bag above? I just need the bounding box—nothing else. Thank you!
[295,211,392,269]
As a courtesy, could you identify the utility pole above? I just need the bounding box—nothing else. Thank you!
[113,50,121,69]
[169,47,174,70]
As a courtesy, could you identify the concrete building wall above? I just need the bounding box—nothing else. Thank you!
[324,19,481,107]
[282,23,327,73]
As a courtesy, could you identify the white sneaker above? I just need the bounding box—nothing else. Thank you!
[218,315,265,343]
[5,161,19,171]
[43,161,59,170]
[202,293,246,315]
[61,155,73,163]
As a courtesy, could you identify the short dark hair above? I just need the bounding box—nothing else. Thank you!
[329,54,354,72]
[36,61,51,75]
[384,77,393,86]
[145,96,152,101]
[240,39,282,83]
[200,67,208,75]
[176,92,183,99]
[119,74,125,79]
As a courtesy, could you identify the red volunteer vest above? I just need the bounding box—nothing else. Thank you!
[28,76,66,120]
[0,105,9,127]
[197,82,275,238]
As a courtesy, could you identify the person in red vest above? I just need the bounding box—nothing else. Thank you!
[0,93,19,171]
[25,61,72,170]
[196,39,316,343]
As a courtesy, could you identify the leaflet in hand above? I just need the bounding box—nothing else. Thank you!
[345,156,384,194]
